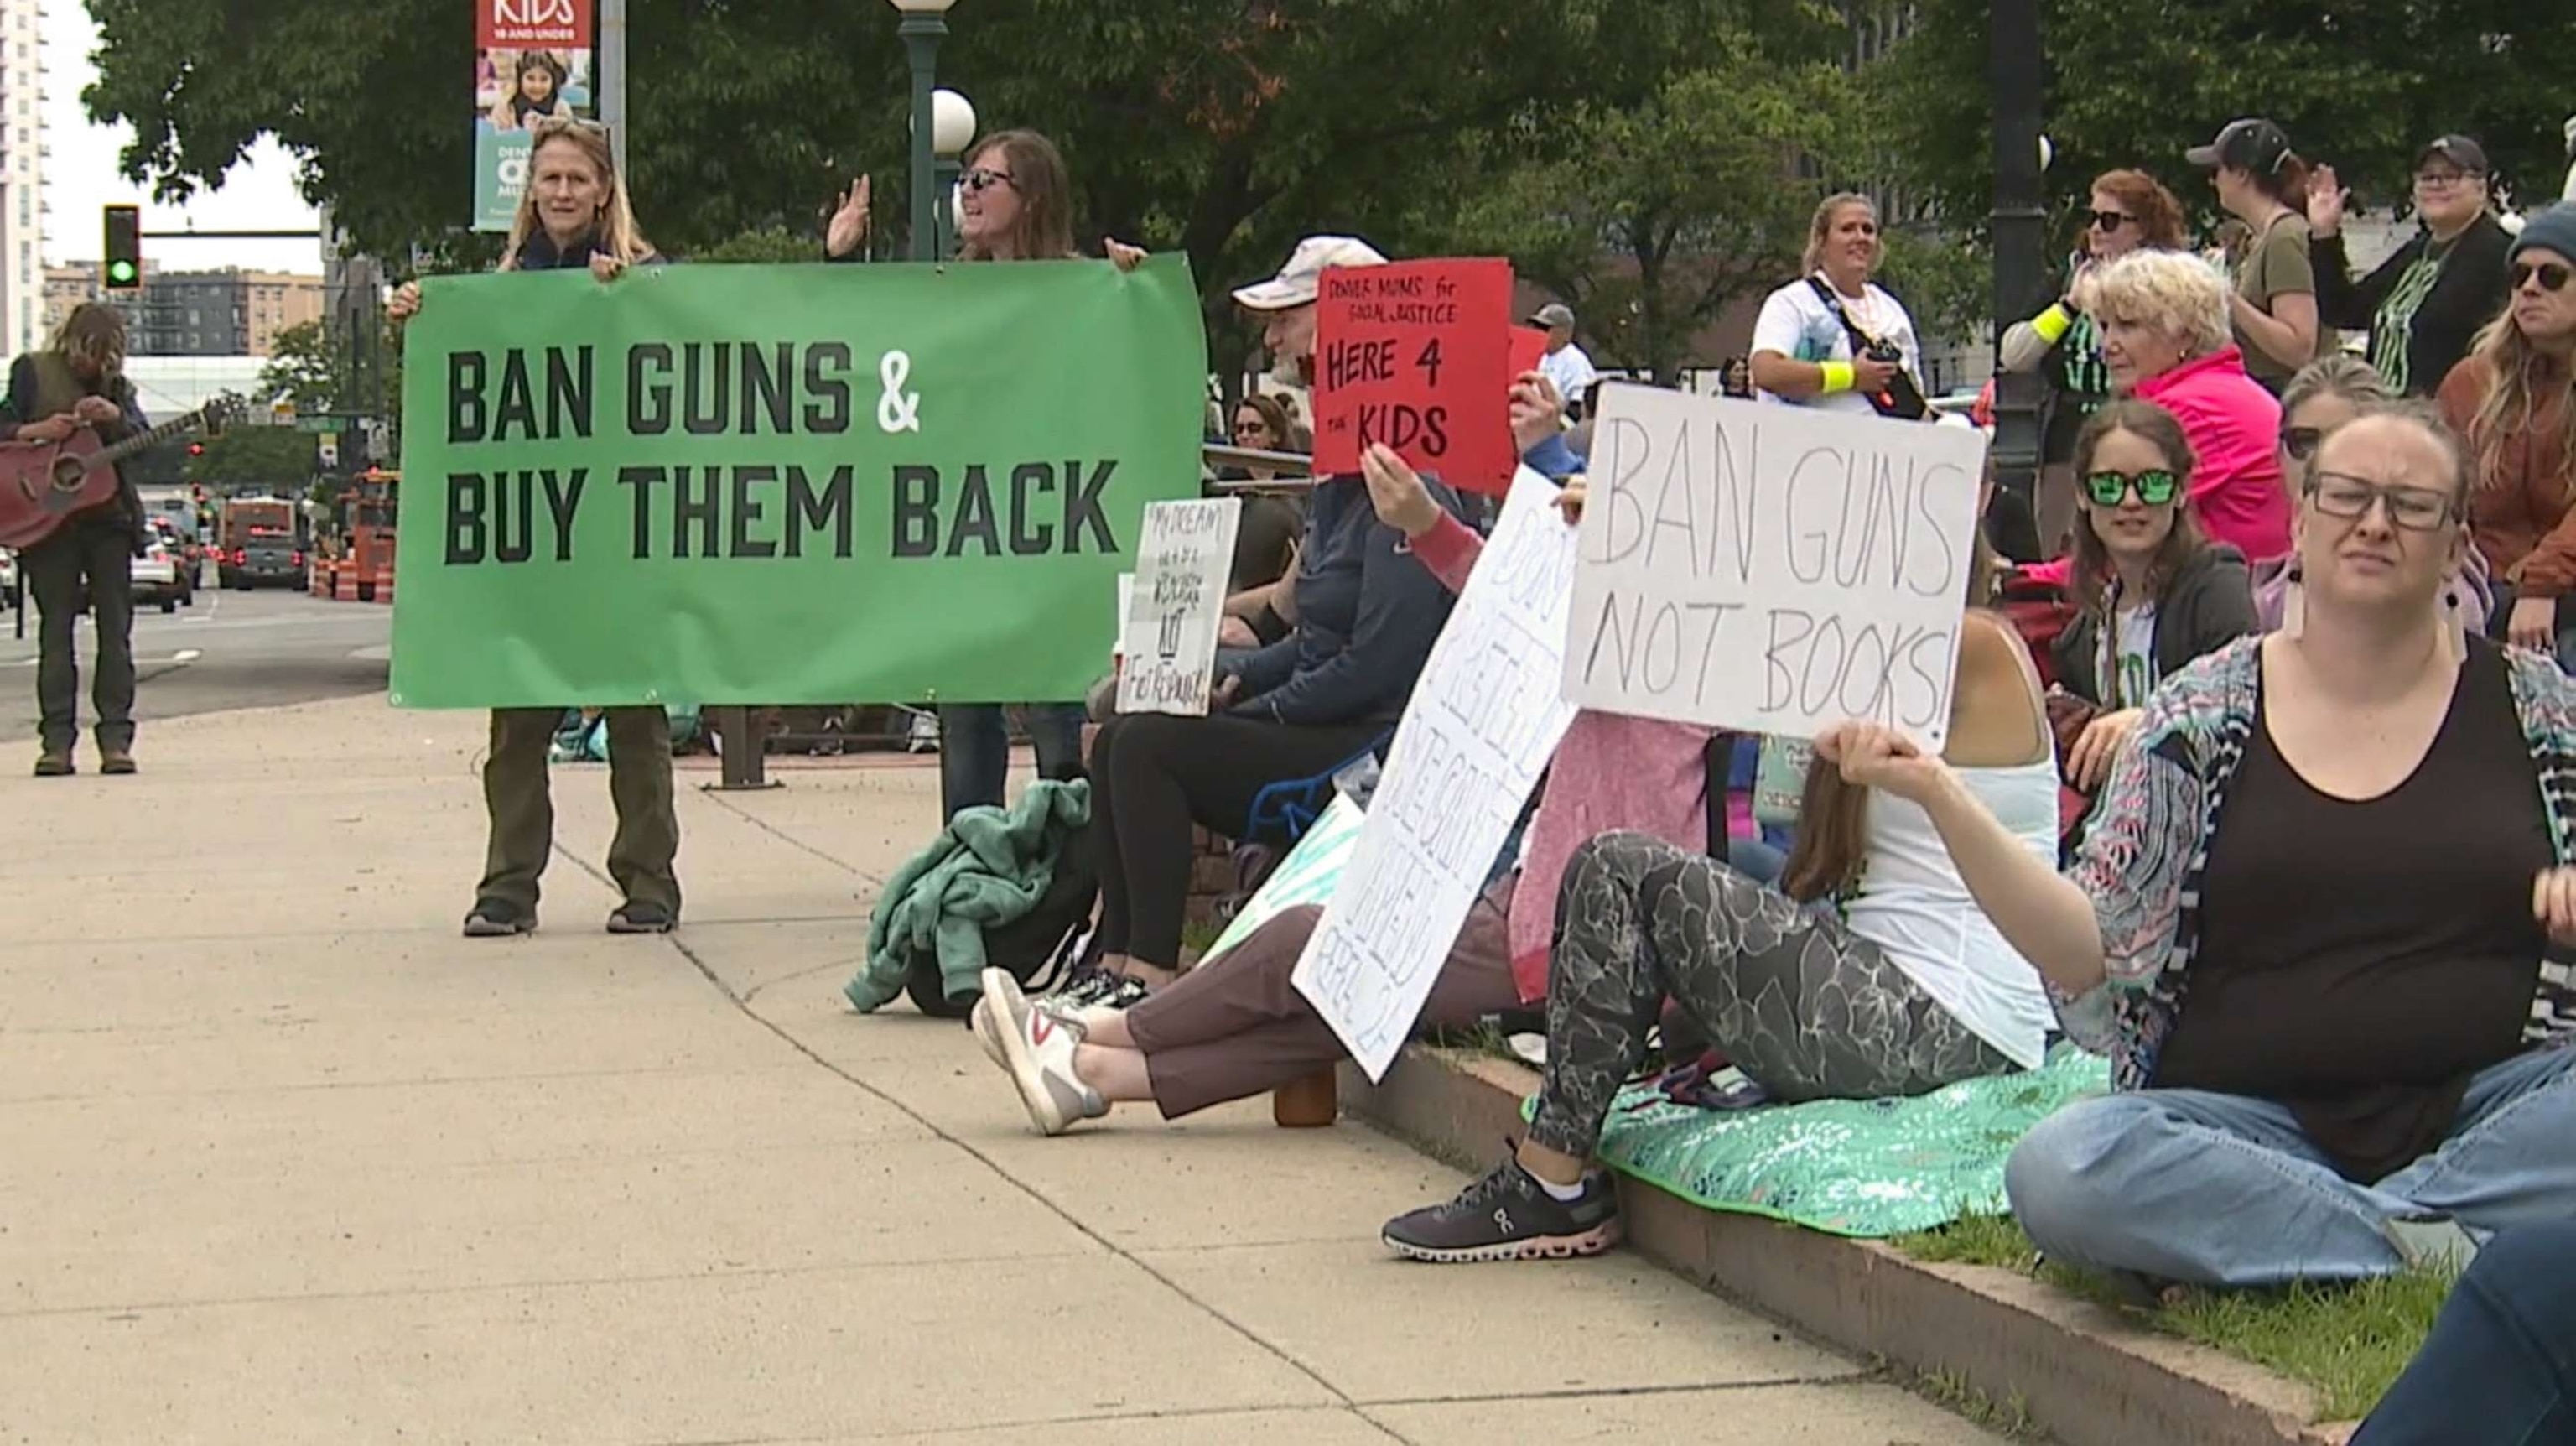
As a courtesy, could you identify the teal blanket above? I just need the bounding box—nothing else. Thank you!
[1530,1044,2110,1238]
[846,779,1089,1013]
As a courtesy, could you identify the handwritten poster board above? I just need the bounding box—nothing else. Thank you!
[1311,258,1516,495]
[1295,468,1581,1079]
[1563,384,1985,748]
[1117,498,1242,716]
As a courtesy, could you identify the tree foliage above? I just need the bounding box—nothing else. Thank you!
[1446,25,1861,384]
[185,426,319,491]
[256,319,399,420]
[1873,0,2576,240]
[87,0,1621,338]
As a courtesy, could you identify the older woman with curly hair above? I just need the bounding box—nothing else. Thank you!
[2088,248,2293,565]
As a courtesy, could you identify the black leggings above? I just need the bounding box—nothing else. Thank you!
[1089,713,1384,969]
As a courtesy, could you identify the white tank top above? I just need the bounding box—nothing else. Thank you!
[1841,759,2061,1069]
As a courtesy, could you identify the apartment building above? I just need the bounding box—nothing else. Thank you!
[0,0,45,355]
[44,263,325,355]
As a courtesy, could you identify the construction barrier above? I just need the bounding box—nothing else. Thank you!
[373,565,394,606]
[333,565,358,603]
[309,564,330,598]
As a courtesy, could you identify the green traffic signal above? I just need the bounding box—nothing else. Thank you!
[102,205,142,291]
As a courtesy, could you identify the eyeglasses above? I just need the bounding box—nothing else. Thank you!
[961,167,1016,195]
[2084,469,2181,507]
[2511,260,2573,294]
[2305,471,2456,531]
[1233,420,1270,439]
[2281,425,2324,461]
[2089,210,2135,232]
[2412,169,2481,190]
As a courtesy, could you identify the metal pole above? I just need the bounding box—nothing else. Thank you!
[901,15,944,263]
[1987,0,2048,562]
[600,0,629,179]
[935,157,961,262]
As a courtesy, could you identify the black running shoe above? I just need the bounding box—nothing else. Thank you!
[1381,1153,1621,1264]
[1041,967,1150,1013]
[461,898,535,938]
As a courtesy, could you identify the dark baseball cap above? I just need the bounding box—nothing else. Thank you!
[2416,135,2490,174]
[2186,118,2294,174]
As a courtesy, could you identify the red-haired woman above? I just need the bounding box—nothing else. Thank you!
[2002,170,2191,550]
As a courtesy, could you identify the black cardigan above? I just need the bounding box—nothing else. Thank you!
[2051,546,2259,708]
[2311,213,2511,398]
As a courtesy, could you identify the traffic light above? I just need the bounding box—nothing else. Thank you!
[103,205,142,290]
[186,442,204,457]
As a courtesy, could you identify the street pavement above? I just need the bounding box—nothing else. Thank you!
[0,582,388,745]
[0,691,2007,1444]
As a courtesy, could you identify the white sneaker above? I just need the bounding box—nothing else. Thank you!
[972,968,1023,1069]
[989,969,1107,1137]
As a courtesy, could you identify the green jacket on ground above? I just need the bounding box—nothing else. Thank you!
[846,778,1090,1012]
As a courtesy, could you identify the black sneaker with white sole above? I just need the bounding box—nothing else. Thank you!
[461,899,535,938]
[1381,1153,1621,1263]
[1041,966,1150,1013]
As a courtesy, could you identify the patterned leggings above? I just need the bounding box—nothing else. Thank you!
[1528,831,2016,1160]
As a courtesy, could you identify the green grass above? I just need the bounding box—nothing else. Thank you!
[1898,1362,2044,1440]
[1178,918,1222,959]
[1894,1215,2452,1423]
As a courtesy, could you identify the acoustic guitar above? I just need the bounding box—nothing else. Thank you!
[0,394,242,550]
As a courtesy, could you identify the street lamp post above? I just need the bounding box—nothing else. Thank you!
[890,0,960,263]
[1987,0,2049,561]
[927,88,978,260]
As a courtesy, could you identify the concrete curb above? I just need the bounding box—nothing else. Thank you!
[1344,1045,2357,1446]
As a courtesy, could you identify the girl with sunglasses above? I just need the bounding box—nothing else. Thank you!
[2438,203,2576,668]
[2001,171,2189,553]
[2049,401,2256,799]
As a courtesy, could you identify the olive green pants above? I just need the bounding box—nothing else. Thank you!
[476,707,682,917]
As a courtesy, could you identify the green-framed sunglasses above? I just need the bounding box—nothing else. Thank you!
[2085,468,2181,507]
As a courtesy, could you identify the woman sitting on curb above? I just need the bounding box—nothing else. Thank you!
[1376,465,2059,1264]
[974,376,1721,1136]
[1867,403,2576,1293]
[2050,400,2257,803]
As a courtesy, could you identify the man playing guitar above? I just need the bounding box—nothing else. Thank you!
[4,304,151,777]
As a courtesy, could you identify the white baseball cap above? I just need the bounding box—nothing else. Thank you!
[1231,235,1389,311]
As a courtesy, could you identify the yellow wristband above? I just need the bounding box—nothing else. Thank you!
[2032,304,2075,344]
[1819,360,1857,394]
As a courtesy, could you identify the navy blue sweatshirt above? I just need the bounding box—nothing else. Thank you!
[1221,472,1469,726]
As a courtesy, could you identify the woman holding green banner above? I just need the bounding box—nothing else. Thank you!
[828,127,1146,819]
[389,116,683,939]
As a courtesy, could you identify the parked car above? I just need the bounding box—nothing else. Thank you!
[0,546,16,610]
[147,518,197,608]
[131,526,194,614]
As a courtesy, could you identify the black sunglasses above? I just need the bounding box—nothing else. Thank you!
[2085,469,2181,507]
[2089,210,2135,232]
[2281,425,2324,461]
[961,167,1017,195]
[2511,260,2573,294]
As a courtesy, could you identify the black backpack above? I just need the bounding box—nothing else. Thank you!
[904,773,1102,1019]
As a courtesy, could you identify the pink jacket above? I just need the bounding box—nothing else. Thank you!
[1412,514,1711,1002]
[2134,347,2293,564]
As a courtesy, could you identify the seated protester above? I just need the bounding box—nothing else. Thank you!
[2263,357,2492,639]
[1379,468,2059,1263]
[1070,237,1467,1009]
[2051,400,2257,799]
[2438,202,2576,668]
[974,386,1712,1134]
[1888,403,2576,1292]
[1213,393,1305,648]
[2090,248,2293,565]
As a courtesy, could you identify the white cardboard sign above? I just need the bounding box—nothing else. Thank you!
[1564,383,1984,748]
[1293,468,1580,1081]
[1116,498,1243,716]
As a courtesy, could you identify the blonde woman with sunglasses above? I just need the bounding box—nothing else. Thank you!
[387,116,683,939]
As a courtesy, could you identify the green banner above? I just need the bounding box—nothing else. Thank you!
[390,256,1209,709]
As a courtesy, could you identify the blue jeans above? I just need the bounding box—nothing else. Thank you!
[2350,1221,2576,1444]
[937,703,1086,821]
[2006,1047,2576,1287]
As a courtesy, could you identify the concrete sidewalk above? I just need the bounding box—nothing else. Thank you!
[0,695,2006,1445]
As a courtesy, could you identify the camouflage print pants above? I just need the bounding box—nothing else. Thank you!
[1527,831,2014,1160]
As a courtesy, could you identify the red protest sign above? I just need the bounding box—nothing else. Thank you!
[1311,258,1516,495]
